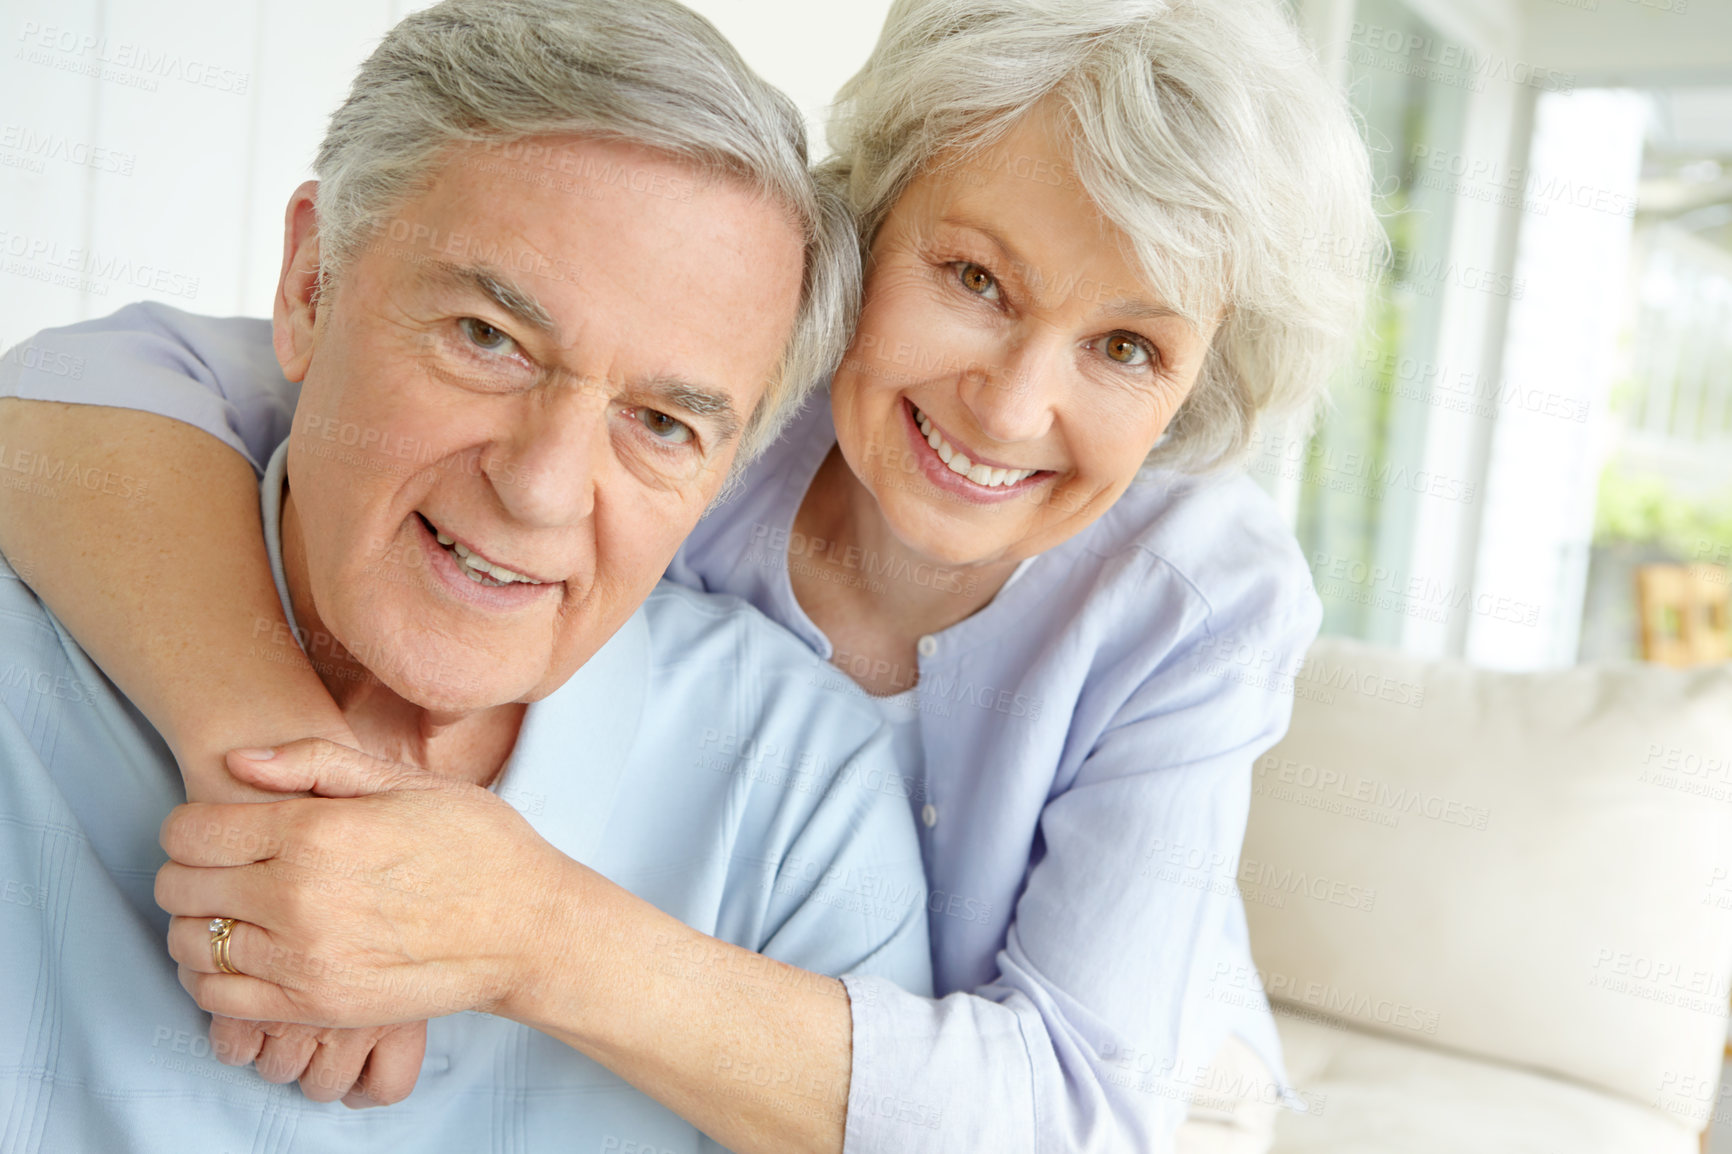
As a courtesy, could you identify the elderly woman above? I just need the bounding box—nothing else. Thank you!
[0,0,1379,1150]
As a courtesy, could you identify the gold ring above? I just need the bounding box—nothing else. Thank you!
[208,917,240,975]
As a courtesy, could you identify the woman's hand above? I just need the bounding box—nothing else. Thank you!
[199,1014,428,1107]
[180,724,425,1105]
[155,738,579,1030]
[160,738,857,1154]
[176,731,437,1108]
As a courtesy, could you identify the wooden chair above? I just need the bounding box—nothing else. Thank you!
[1637,564,1732,666]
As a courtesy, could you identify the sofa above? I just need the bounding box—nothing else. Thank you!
[1236,637,1732,1152]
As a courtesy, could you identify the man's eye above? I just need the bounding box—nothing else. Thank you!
[1099,332,1155,368]
[953,262,1000,301]
[633,407,693,445]
[458,316,516,354]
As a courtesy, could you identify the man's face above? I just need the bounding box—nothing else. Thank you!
[280,136,804,712]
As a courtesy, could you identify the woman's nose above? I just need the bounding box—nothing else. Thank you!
[958,332,1062,445]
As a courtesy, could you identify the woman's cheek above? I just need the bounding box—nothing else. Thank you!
[873,284,960,379]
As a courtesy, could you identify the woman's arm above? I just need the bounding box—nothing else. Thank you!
[0,306,339,788]
[526,856,857,1153]
[153,583,1320,1150]
[4,394,1314,1147]
[0,398,431,1107]
[0,399,353,797]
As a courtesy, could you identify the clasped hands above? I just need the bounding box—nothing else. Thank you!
[154,739,574,1108]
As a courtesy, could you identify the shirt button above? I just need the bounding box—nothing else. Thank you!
[917,635,938,658]
[921,804,939,828]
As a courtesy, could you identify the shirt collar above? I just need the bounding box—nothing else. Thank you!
[494,610,647,859]
[258,439,648,859]
[260,439,300,638]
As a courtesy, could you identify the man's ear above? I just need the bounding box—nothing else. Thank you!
[273,181,324,383]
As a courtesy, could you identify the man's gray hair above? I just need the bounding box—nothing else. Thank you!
[313,0,859,459]
[825,0,1385,472]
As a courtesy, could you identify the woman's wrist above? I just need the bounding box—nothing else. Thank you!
[497,858,853,1154]
[499,854,627,1043]
[176,751,298,804]
[169,711,359,804]
[498,859,730,1063]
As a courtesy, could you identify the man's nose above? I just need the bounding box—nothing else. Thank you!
[487,383,604,527]
[958,329,1062,445]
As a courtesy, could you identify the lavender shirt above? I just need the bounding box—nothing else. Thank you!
[2,303,1323,1152]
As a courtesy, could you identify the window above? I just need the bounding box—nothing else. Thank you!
[1291,0,1470,645]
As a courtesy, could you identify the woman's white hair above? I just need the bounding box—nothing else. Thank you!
[312,0,860,460]
[825,0,1384,472]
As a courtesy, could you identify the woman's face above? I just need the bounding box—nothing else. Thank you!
[830,104,1222,569]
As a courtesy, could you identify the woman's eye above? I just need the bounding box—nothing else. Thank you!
[633,407,693,445]
[1100,332,1155,368]
[953,262,1000,302]
[458,316,516,355]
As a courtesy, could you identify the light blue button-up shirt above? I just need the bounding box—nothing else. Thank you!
[3,304,1324,1153]
[0,431,930,1151]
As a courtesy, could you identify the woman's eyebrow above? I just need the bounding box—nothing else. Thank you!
[938,216,1023,278]
[939,216,1187,325]
[1101,299,1184,323]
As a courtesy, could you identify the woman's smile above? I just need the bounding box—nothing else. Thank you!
[902,398,1052,503]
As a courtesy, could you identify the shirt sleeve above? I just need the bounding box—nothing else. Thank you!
[841,589,1322,1154]
[0,302,295,476]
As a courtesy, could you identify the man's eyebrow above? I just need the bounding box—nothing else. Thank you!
[421,260,558,335]
[418,259,742,441]
[639,374,743,443]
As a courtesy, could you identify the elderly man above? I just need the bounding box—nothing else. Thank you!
[0,1,927,1151]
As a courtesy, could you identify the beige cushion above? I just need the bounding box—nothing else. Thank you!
[1239,637,1732,1119]
[1271,1014,1701,1154]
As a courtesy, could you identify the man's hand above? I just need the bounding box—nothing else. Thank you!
[154,737,579,1030]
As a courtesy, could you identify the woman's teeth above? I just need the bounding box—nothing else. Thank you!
[913,407,1037,488]
[433,528,542,586]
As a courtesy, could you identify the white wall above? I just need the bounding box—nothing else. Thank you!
[0,0,892,347]
[683,0,895,138]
